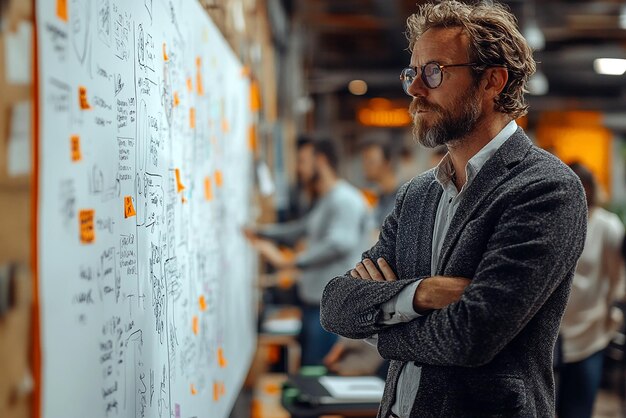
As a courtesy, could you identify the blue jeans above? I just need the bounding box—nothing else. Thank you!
[300,305,338,366]
[556,349,605,418]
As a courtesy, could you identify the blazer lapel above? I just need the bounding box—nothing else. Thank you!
[435,128,532,274]
[398,175,442,281]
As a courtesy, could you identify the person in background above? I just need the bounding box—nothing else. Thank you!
[557,162,625,418]
[320,1,587,416]
[244,138,372,366]
[285,136,316,221]
[360,139,402,229]
[323,139,402,376]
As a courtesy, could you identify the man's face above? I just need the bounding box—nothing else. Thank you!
[296,144,315,185]
[407,27,484,148]
[361,146,387,183]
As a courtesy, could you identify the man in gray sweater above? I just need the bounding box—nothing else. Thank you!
[321,1,587,417]
[246,139,371,365]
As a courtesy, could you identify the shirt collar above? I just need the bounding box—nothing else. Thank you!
[434,120,518,193]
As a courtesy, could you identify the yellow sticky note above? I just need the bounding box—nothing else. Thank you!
[175,168,185,193]
[217,347,227,368]
[162,43,169,61]
[204,177,212,201]
[173,91,180,107]
[191,384,197,396]
[186,77,193,92]
[215,170,223,188]
[199,295,207,311]
[70,135,82,162]
[79,86,91,110]
[57,0,68,22]
[124,196,136,218]
[192,316,199,335]
[79,209,95,244]
[189,107,196,129]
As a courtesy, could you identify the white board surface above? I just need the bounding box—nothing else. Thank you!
[36,1,256,417]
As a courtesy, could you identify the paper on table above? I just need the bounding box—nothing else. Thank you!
[318,376,385,402]
[7,101,31,177]
[4,21,33,85]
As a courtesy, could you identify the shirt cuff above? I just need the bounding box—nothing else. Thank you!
[379,280,424,324]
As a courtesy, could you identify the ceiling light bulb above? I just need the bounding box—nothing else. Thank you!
[348,80,368,95]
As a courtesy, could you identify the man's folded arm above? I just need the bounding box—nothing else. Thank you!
[376,176,587,367]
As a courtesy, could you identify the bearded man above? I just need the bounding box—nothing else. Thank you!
[320,1,587,417]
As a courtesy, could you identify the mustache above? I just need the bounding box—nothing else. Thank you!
[409,97,441,115]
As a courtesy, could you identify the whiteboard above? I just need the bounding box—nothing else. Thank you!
[36,0,256,417]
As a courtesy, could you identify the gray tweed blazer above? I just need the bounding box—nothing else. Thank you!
[320,128,587,417]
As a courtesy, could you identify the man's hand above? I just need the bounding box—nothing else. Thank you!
[242,227,260,243]
[413,276,471,313]
[323,341,347,372]
[350,258,397,282]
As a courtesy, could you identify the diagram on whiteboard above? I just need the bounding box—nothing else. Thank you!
[37,1,256,417]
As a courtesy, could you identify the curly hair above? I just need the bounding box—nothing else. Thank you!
[406,0,536,119]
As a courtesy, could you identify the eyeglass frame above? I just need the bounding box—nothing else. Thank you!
[400,61,499,94]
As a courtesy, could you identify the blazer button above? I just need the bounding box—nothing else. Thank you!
[366,313,374,321]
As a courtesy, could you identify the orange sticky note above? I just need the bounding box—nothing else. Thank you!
[162,43,169,61]
[175,168,185,193]
[79,209,95,244]
[196,57,204,95]
[204,177,212,201]
[215,170,223,188]
[79,86,91,110]
[124,196,136,218]
[189,107,196,129]
[217,347,227,368]
[241,66,251,77]
[248,125,256,151]
[57,0,68,22]
[221,119,229,133]
[181,195,187,204]
[199,295,207,311]
[173,91,180,107]
[250,80,261,112]
[220,382,226,397]
[186,77,193,92]
[70,135,82,162]
[191,384,198,396]
[192,316,199,335]
[213,382,219,402]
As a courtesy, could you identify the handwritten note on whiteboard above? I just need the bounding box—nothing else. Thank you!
[36,1,256,417]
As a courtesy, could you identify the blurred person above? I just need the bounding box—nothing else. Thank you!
[360,139,402,228]
[556,162,625,418]
[244,138,371,366]
[323,139,402,376]
[320,1,587,417]
[397,144,418,184]
[286,136,316,221]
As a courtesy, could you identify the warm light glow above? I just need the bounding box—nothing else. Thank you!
[593,58,626,76]
[348,80,368,95]
[357,98,411,127]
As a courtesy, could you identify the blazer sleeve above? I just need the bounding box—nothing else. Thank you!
[320,180,422,339]
[376,175,587,367]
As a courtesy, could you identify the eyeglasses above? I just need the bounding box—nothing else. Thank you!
[400,61,481,94]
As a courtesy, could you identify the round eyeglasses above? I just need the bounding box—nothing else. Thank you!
[400,61,480,94]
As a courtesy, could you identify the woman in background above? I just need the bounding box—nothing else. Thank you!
[557,162,626,418]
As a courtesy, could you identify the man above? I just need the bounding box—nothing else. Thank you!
[245,138,371,365]
[361,140,402,229]
[285,136,316,221]
[320,1,587,417]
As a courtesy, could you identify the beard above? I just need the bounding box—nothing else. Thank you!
[409,83,482,148]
